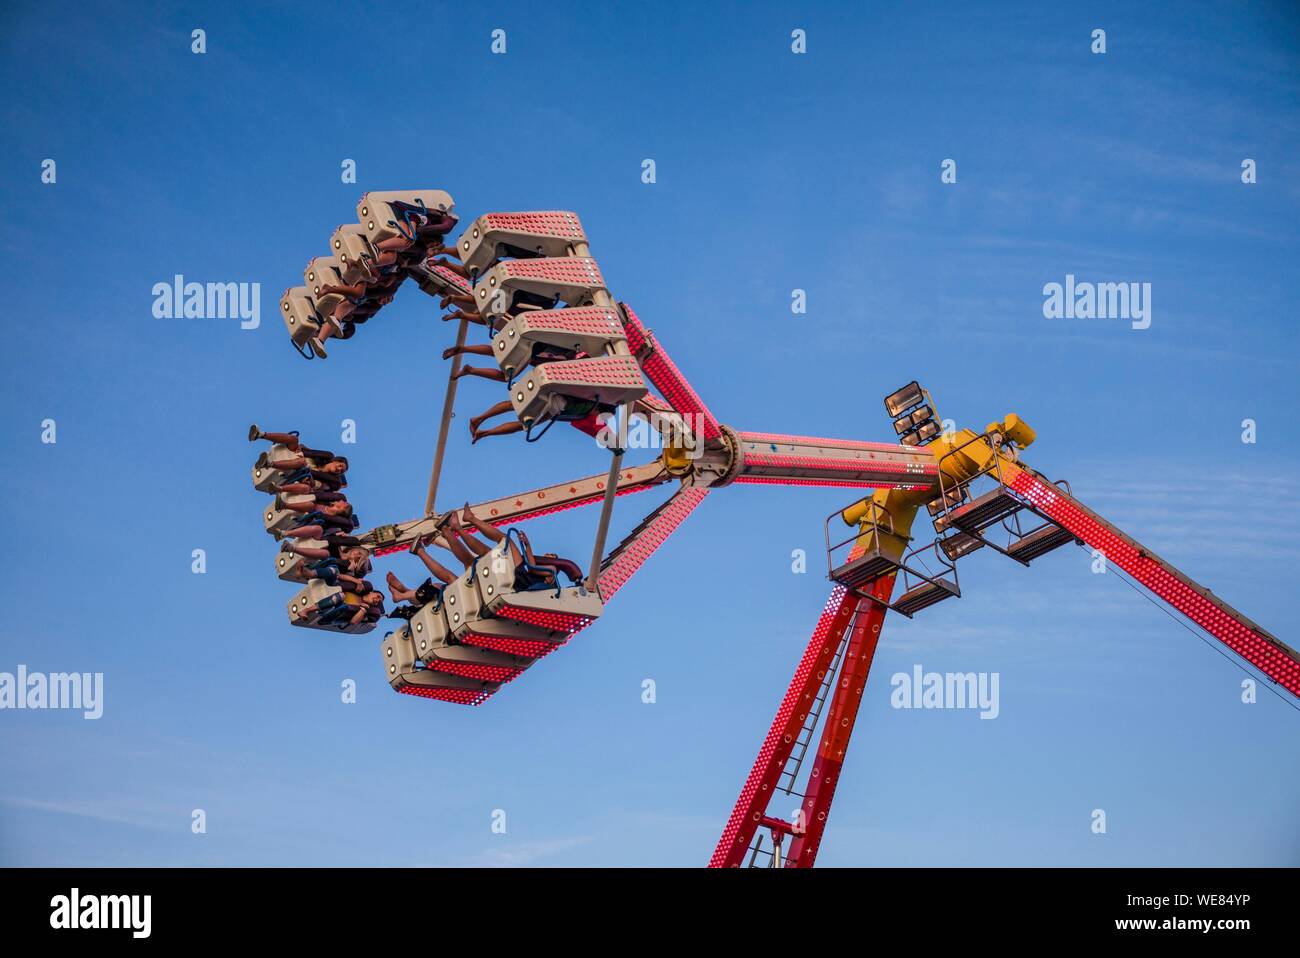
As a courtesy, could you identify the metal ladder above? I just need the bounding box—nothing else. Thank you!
[744,601,860,868]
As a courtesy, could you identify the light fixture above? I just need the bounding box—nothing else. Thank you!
[886,382,941,447]
[884,381,925,418]
[913,420,941,443]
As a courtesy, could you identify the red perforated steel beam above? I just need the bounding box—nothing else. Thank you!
[599,486,710,600]
[736,430,938,490]
[1006,463,1300,698]
[619,304,724,442]
[784,574,894,866]
[709,582,890,867]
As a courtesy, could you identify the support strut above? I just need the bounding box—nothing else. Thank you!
[709,573,897,867]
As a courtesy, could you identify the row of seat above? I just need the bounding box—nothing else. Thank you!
[380,536,604,704]
[280,189,458,358]
[454,210,649,433]
[251,441,377,636]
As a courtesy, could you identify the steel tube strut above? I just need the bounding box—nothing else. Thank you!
[587,407,627,593]
[363,461,671,557]
[424,313,470,515]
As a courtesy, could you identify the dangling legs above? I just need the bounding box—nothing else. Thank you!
[443,343,494,361]
[281,540,329,559]
[472,420,525,443]
[423,527,476,569]
[386,571,418,603]
[284,524,327,539]
[469,400,514,433]
[443,308,487,326]
[446,513,490,559]
[250,428,301,448]
[410,541,459,584]
[452,365,506,383]
[461,503,505,545]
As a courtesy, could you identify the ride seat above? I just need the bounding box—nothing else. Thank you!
[287,579,375,635]
[492,306,627,379]
[279,286,323,348]
[251,443,295,493]
[483,583,604,635]
[510,355,647,427]
[303,255,349,318]
[357,189,455,247]
[380,626,498,705]
[262,494,316,538]
[457,210,587,276]
[274,538,326,581]
[458,616,568,658]
[329,224,380,285]
[409,597,532,682]
[474,257,607,326]
[443,541,515,640]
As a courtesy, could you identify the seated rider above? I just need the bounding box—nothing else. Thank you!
[443,340,582,384]
[440,289,557,330]
[384,536,463,619]
[249,426,349,486]
[440,503,584,589]
[468,395,612,444]
[280,536,371,576]
[276,495,353,518]
[301,589,385,628]
[283,508,360,539]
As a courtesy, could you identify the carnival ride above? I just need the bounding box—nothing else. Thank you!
[251,189,1300,867]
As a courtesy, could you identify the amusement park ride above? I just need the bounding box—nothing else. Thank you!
[252,189,1300,868]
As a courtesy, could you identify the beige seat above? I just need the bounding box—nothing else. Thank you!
[408,599,531,682]
[279,286,323,347]
[380,625,498,705]
[329,224,380,285]
[251,444,295,493]
[454,539,604,642]
[492,306,627,379]
[287,579,376,635]
[481,582,604,636]
[304,255,349,318]
[457,210,587,276]
[457,616,567,658]
[357,189,455,246]
[510,354,647,427]
[274,538,326,582]
[474,257,607,326]
[261,493,317,538]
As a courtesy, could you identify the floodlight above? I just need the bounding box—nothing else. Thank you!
[884,381,925,418]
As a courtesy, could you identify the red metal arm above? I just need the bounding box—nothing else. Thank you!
[709,574,897,867]
[1006,464,1300,698]
[619,304,724,442]
[598,486,710,600]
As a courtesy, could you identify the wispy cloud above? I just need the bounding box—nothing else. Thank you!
[0,795,176,833]
[459,834,596,868]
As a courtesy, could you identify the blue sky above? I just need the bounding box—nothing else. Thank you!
[1,0,1298,866]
